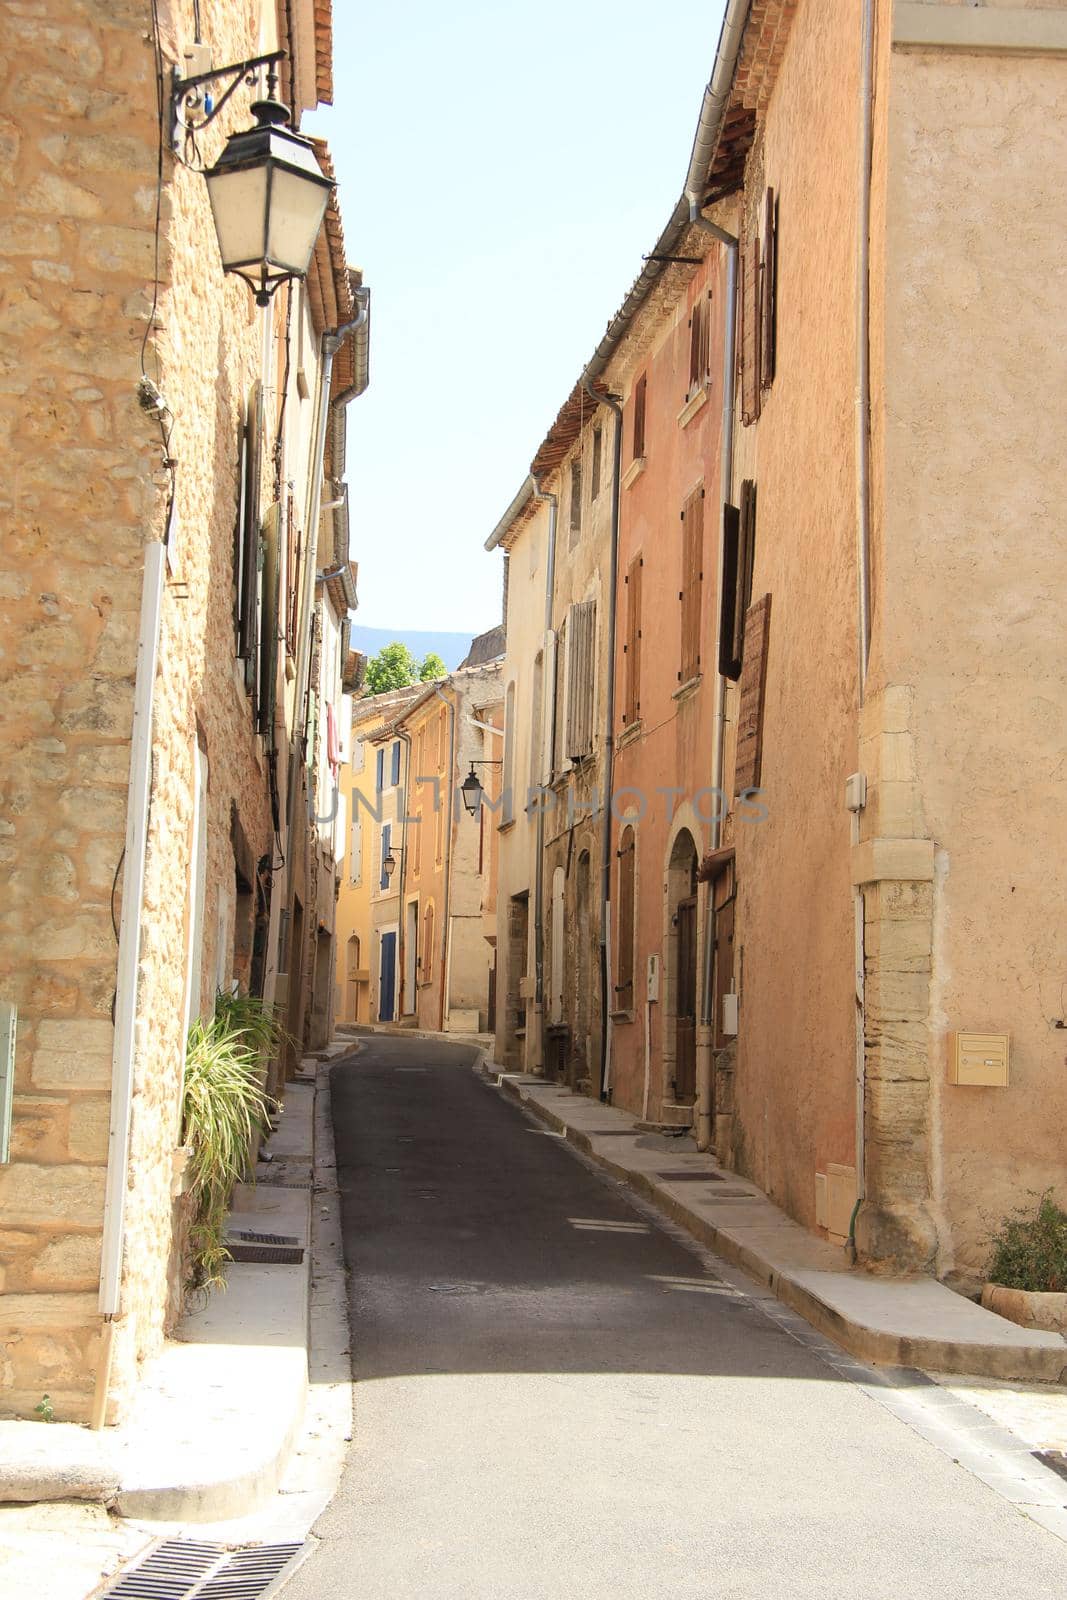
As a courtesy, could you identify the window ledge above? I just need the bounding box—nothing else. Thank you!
[497,817,516,834]
[672,673,703,704]
[615,720,643,752]
[610,1008,636,1024]
[677,385,710,429]
[622,455,647,490]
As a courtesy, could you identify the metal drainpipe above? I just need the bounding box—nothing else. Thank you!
[848,0,876,1258]
[93,538,166,1428]
[531,477,558,1072]
[432,684,456,1030]
[581,377,622,1102]
[686,203,738,1152]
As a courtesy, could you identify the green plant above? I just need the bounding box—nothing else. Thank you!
[182,992,284,1292]
[987,1190,1067,1294]
[34,1394,54,1423]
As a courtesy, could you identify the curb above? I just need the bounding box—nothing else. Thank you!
[480,1063,1067,1384]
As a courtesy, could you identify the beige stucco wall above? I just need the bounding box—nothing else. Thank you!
[873,25,1067,1277]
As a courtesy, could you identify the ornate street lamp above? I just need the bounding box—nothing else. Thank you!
[173,53,333,306]
[460,760,502,817]
[382,847,399,881]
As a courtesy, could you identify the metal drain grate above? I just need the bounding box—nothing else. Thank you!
[227,1243,304,1263]
[228,1231,301,1246]
[100,1540,305,1600]
[654,1169,726,1182]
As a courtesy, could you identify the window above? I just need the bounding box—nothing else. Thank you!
[688,291,712,398]
[679,487,704,684]
[569,457,582,545]
[379,821,391,890]
[591,426,602,499]
[565,598,597,762]
[616,825,636,1011]
[719,480,757,681]
[623,554,642,726]
[349,809,363,886]
[390,739,401,788]
[632,373,647,461]
[375,745,384,794]
[740,186,778,426]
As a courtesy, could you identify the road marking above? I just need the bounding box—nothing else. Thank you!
[567,1217,652,1235]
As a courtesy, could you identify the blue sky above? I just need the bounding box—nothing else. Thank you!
[306,0,726,633]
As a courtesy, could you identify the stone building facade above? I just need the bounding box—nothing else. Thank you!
[488,0,1067,1286]
[0,0,361,1421]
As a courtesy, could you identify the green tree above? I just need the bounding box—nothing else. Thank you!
[364,642,420,694]
[419,652,446,681]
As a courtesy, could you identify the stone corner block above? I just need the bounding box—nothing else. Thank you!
[852,836,935,887]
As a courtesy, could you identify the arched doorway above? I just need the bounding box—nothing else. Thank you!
[666,831,698,1104]
[346,933,362,1023]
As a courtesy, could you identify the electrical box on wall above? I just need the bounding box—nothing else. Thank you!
[646,953,660,1003]
[949,1031,1010,1087]
[722,992,739,1036]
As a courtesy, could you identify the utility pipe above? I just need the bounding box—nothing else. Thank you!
[686,205,738,1152]
[849,0,876,1256]
[580,378,622,1102]
[531,476,558,1073]
[93,537,166,1428]
[432,684,457,1031]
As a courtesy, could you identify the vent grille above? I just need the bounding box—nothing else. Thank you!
[100,1541,305,1600]
[654,1170,727,1183]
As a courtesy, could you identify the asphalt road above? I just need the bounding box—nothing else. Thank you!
[286,1035,1065,1598]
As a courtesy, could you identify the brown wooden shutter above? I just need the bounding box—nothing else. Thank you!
[719,501,741,681]
[623,554,642,724]
[733,479,757,666]
[680,488,704,683]
[616,828,635,1010]
[740,230,761,425]
[566,599,596,761]
[734,593,772,794]
[760,187,777,391]
[633,373,647,460]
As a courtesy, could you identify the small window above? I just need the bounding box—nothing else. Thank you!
[591,426,602,499]
[623,554,642,726]
[375,746,384,794]
[632,373,647,461]
[390,739,401,787]
[569,457,582,545]
[718,480,757,682]
[688,292,711,397]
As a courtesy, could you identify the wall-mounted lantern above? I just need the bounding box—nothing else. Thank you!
[460,760,502,817]
[173,53,333,306]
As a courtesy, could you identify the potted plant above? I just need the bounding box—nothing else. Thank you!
[180,991,283,1293]
[982,1191,1067,1333]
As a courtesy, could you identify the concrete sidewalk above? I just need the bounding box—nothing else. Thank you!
[479,1061,1067,1385]
[0,1041,352,1528]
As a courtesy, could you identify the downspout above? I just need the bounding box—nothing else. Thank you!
[395,726,412,1019]
[532,476,558,1072]
[688,208,738,1153]
[93,537,166,1428]
[581,377,622,1102]
[848,0,876,1258]
[683,2,746,1154]
[432,684,456,1030]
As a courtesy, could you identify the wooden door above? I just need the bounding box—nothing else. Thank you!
[675,896,697,1101]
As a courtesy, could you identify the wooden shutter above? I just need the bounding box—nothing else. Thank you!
[719,502,741,681]
[623,554,642,725]
[616,829,635,1010]
[740,231,761,425]
[718,484,756,682]
[285,486,299,654]
[679,488,704,684]
[633,373,647,460]
[236,381,264,687]
[566,599,596,761]
[553,616,567,775]
[734,593,772,795]
[591,427,602,499]
[688,299,703,393]
[258,501,280,738]
[569,457,582,543]
[760,187,777,391]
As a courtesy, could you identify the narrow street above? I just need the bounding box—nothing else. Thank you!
[286,1037,1065,1600]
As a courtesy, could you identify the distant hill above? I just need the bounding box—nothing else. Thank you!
[350,626,478,673]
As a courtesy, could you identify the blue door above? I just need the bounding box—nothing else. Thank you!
[379,931,397,1022]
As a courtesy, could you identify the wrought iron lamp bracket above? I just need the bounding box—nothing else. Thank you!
[170,49,287,152]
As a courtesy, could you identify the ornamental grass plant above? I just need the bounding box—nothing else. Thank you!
[181,991,284,1292]
[986,1190,1067,1295]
